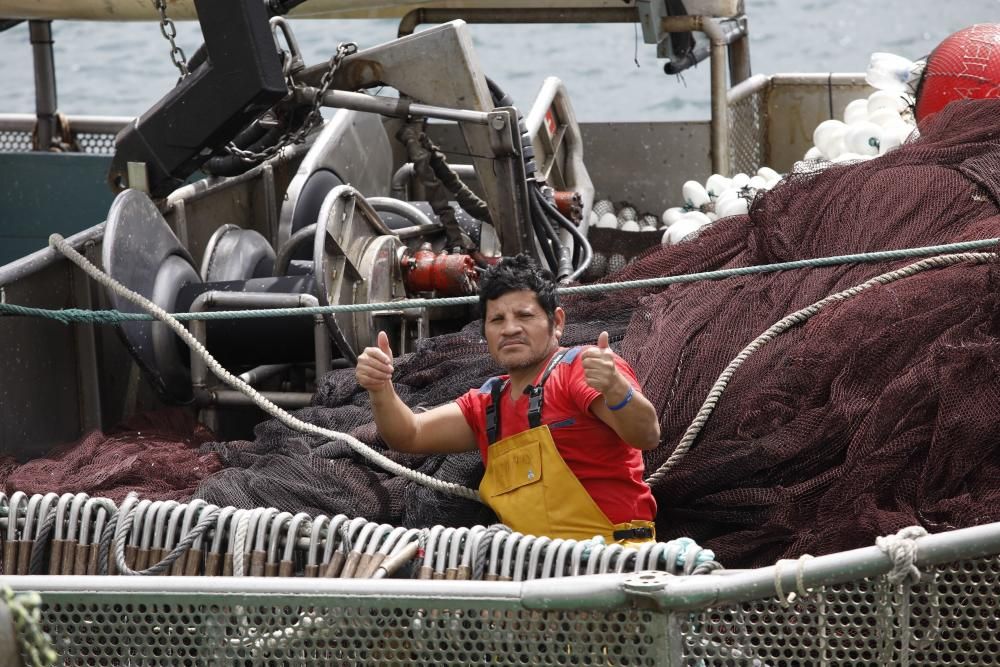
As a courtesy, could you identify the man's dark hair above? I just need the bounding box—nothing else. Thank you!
[479,254,559,326]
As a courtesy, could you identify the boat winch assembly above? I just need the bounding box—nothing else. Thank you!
[107,0,596,282]
[102,186,481,414]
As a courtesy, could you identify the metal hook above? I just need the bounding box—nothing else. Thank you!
[252,507,279,555]
[633,541,657,572]
[419,524,443,580]
[265,511,293,577]
[171,499,206,575]
[34,493,59,540]
[648,541,671,573]
[87,507,108,575]
[357,523,393,579]
[499,532,523,581]
[21,494,44,544]
[446,527,469,580]
[378,526,409,557]
[599,544,624,574]
[434,527,456,579]
[6,491,25,543]
[552,539,577,578]
[191,503,219,551]
[269,15,305,77]
[526,536,551,580]
[111,494,140,575]
[151,500,180,559]
[540,538,564,579]
[164,503,189,556]
[75,497,105,576]
[320,514,349,574]
[487,530,506,581]
[53,493,75,543]
[570,540,589,576]
[458,526,485,580]
[342,520,379,578]
[585,543,607,575]
[615,546,637,573]
[513,534,536,582]
[305,515,329,577]
[283,513,311,569]
[210,506,237,556]
[136,500,164,571]
[127,498,153,550]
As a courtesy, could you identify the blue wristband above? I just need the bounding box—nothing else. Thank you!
[605,385,634,411]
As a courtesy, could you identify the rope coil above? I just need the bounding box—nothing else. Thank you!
[0,586,58,667]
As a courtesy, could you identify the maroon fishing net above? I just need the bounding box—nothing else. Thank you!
[613,98,1000,566]
[2,409,222,503]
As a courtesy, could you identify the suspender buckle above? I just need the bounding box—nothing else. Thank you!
[612,526,654,541]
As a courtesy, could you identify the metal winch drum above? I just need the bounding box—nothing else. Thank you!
[102,186,438,403]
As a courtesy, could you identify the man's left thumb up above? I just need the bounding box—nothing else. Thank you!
[597,331,610,350]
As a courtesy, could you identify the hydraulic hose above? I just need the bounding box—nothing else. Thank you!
[535,188,594,282]
[488,77,585,277]
[528,185,563,277]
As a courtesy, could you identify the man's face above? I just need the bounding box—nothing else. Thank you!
[484,290,564,372]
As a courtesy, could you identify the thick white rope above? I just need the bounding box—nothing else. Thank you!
[875,525,929,667]
[646,252,996,484]
[876,525,928,586]
[231,511,252,578]
[50,234,481,502]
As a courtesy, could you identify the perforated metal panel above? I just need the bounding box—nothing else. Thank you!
[37,592,670,665]
[682,555,1000,666]
[76,131,118,155]
[0,129,33,153]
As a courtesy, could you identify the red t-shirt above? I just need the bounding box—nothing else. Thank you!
[455,347,657,525]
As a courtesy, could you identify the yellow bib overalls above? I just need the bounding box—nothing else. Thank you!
[477,348,655,547]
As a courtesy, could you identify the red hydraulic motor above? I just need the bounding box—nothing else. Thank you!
[401,244,480,296]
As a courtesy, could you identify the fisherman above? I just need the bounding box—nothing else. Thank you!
[355,254,660,544]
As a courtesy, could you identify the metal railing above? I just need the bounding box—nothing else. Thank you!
[4,520,1000,665]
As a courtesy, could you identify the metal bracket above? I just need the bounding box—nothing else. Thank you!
[486,107,534,257]
[623,570,673,597]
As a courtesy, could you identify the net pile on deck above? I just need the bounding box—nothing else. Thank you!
[0,410,220,503]
[6,99,1000,570]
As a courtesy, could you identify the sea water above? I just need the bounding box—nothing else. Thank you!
[1,0,998,121]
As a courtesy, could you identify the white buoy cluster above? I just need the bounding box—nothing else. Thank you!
[804,89,916,163]
[586,167,779,248]
[582,52,920,261]
[656,167,782,244]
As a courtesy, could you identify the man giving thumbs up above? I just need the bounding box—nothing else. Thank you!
[356,254,660,544]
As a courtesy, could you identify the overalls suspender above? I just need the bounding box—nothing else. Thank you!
[485,348,570,445]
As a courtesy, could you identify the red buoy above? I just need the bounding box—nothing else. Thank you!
[916,23,1000,121]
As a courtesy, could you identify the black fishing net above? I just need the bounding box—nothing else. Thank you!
[194,310,634,528]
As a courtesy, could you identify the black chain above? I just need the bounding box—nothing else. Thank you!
[224,42,358,164]
[153,0,190,79]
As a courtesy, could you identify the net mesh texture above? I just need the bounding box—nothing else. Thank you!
[6,98,1000,568]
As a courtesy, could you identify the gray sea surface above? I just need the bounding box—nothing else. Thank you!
[2,0,999,121]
